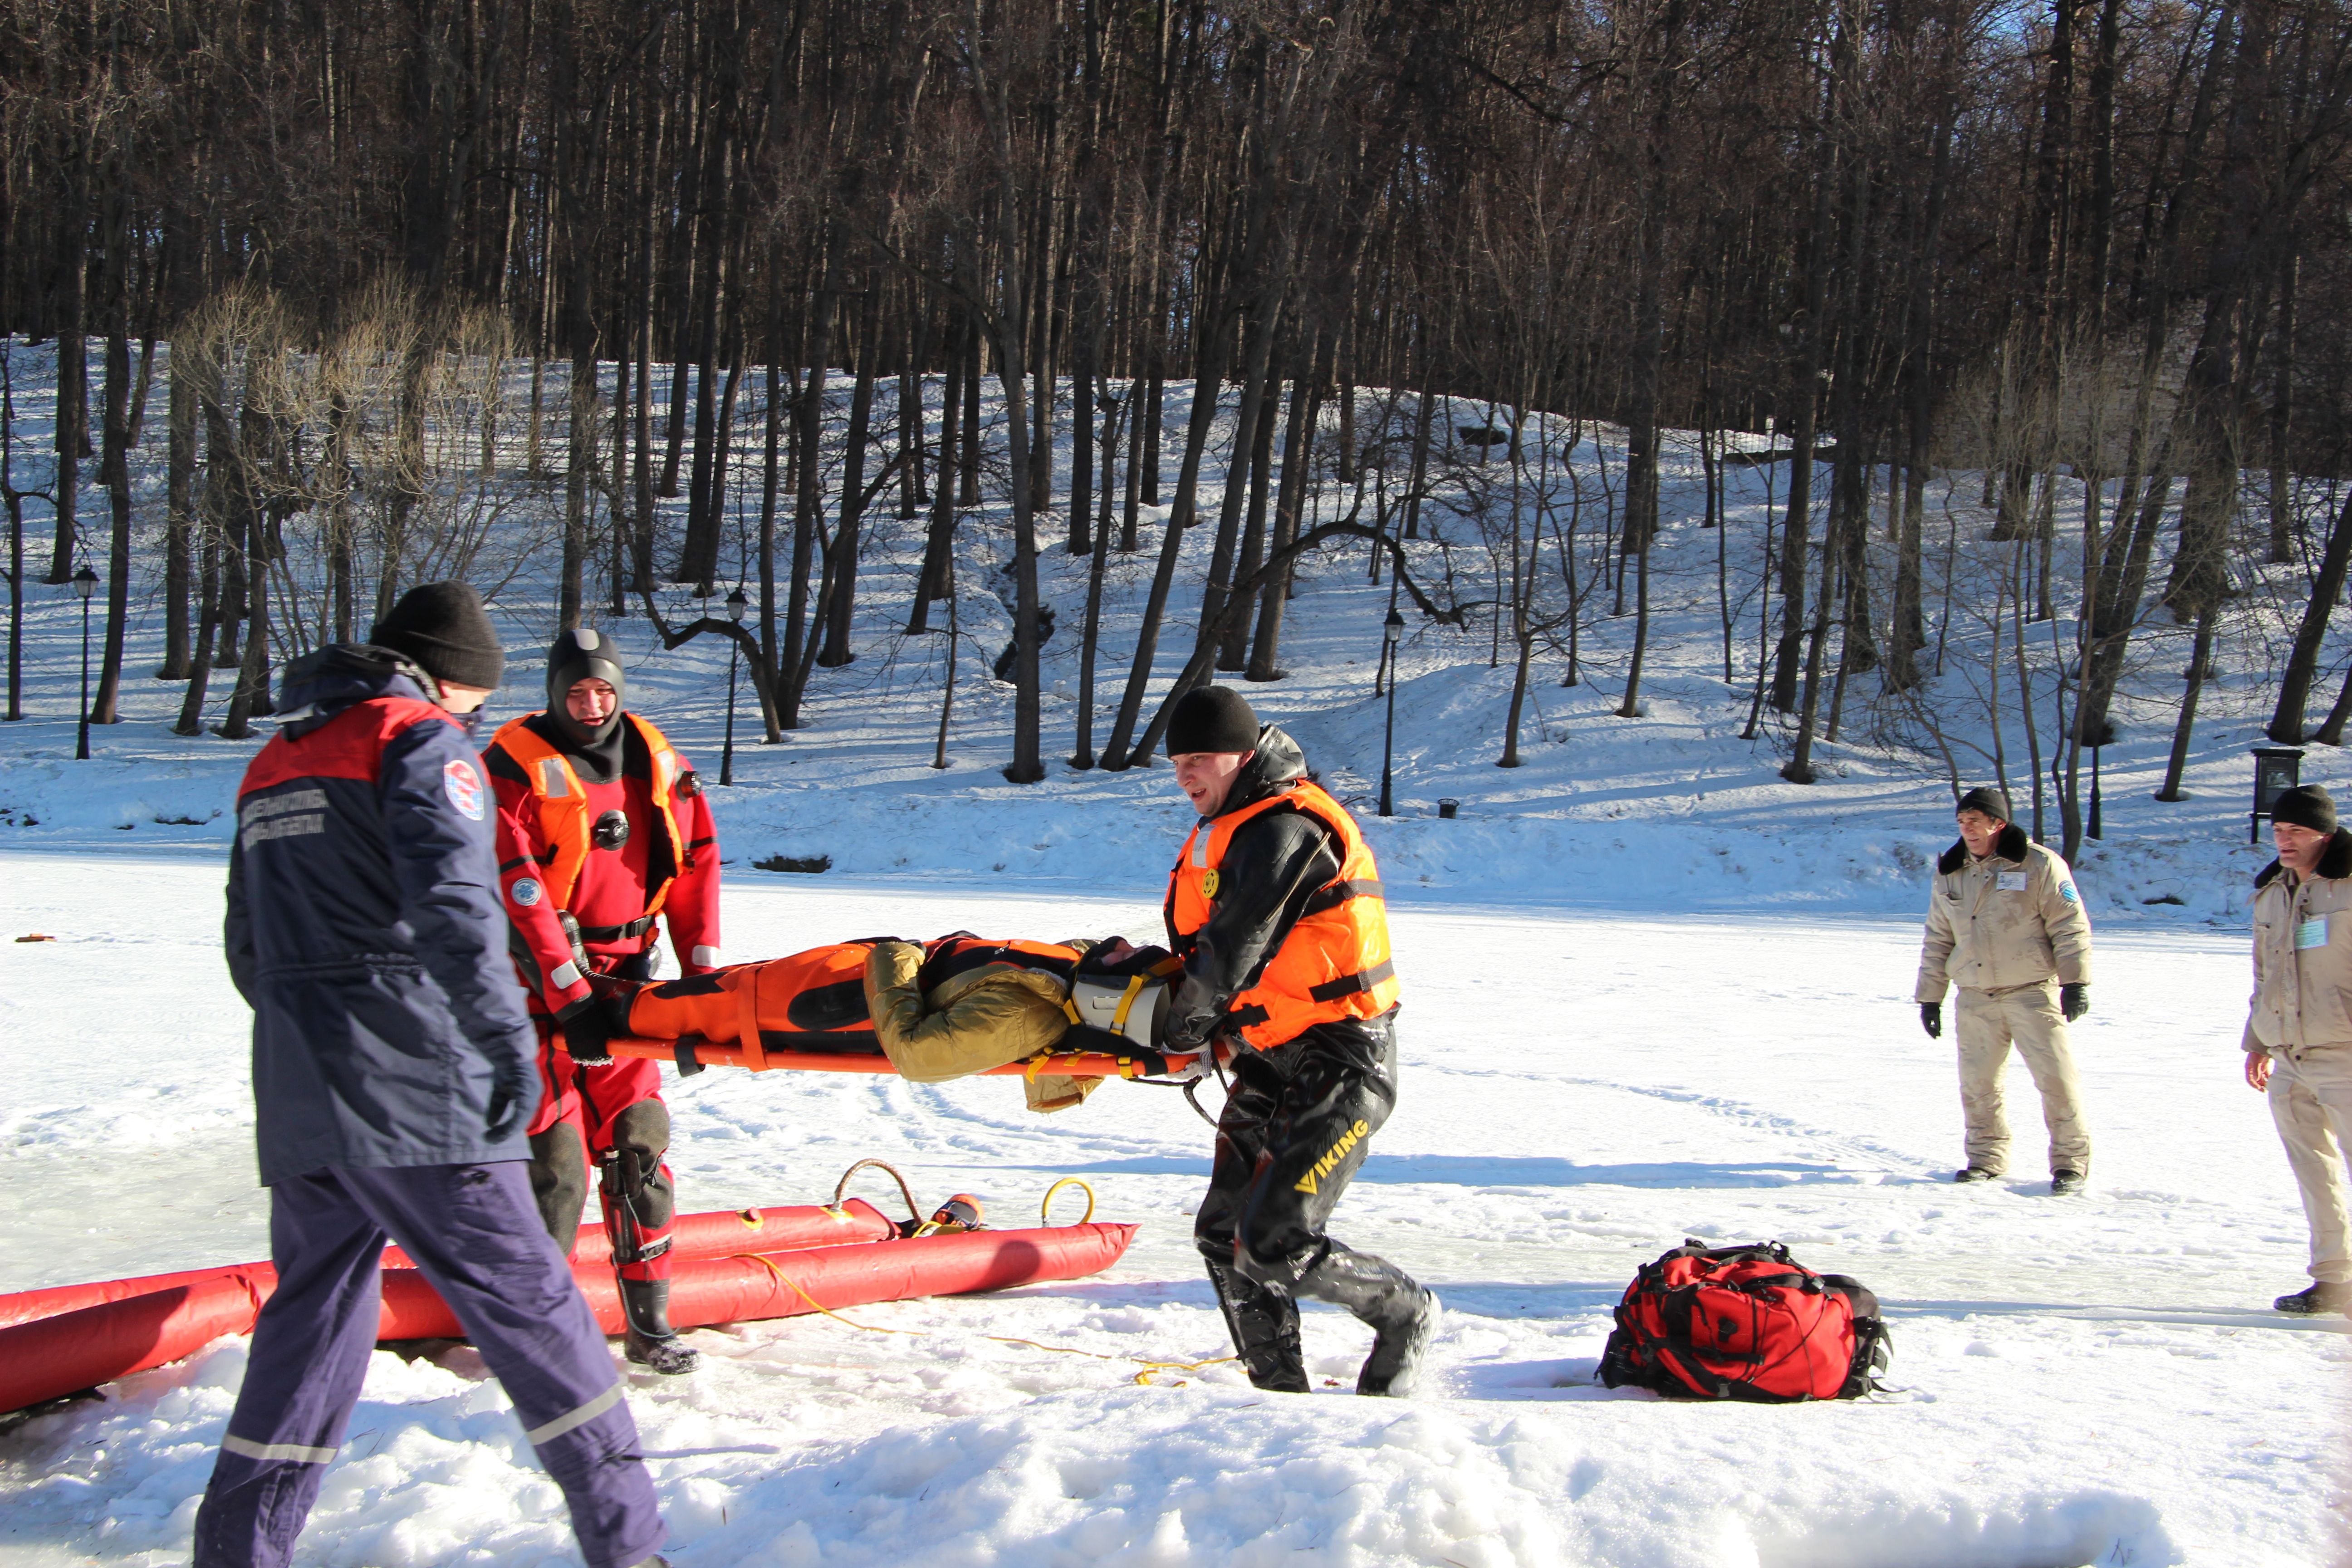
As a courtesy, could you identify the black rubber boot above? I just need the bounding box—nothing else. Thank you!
[618,1278,699,1375]
[2274,1282,2352,1316]
[1295,1243,1440,1397]
[1206,1260,1308,1392]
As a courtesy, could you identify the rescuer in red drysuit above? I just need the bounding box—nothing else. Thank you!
[483,628,720,1375]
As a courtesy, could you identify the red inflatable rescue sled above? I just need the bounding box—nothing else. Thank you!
[0,1205,1133,1418]
[0,1200,897,1331]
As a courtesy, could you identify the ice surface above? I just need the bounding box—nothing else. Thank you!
[0,859,2338,1567]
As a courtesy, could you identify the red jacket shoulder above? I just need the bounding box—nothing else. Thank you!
[240,697,452,799]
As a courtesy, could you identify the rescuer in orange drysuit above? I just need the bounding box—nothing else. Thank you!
[1162,685,1438,1397]
[483,628,720,1376]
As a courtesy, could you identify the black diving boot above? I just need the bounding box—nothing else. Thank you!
[1297,1242,1440,1397]
[618,1278,699,1375]
[1206,1260,1308,1392]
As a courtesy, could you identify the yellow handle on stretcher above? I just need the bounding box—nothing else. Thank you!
[605,1035,1218,1078]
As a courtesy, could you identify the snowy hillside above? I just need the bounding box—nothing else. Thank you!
[0,342,2345,1566]
[0,337,2328,923]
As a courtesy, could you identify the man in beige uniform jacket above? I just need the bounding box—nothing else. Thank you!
[2241,784,2352,1316]
[1915,786,2094,1193]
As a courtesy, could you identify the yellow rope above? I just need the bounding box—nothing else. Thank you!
[734,1250,1237,1385]
[739,1253,925,1336]
[732,1176,1228,1386]
[978,1334,1238,1386]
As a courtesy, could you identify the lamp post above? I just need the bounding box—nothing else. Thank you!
[1378,607,1404,818]
[721,585,748,785]
[72,565,98,761]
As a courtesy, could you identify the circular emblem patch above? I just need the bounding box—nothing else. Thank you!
[1202,868,1221,900]
[443,758,486,821]
[511,877,544,907]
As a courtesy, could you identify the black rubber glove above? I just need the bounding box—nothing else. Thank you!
[1920,1002,1942,1039]
[556,995,615,1064]
[2060,983,2089,1022]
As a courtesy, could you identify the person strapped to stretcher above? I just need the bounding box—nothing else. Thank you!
[586,932,1188,1111]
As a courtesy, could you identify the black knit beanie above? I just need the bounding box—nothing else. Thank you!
[1955,785,2012,823]
[1167,686,1260,755]
[2273,784,2338,836]
[370,582,505,690]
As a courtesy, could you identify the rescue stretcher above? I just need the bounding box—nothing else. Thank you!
[597,932,1215,1082]
[605,1032,1218,1079]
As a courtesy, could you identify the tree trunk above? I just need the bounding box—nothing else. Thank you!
[909,309,966,634]
[47,142,88,584]
[779,232,837,727]
[159,355,196,679]
[819,292,883,667]
[1122,370,1146,551]
[2154,602,2218,800]
[90,314,132,723]
[1220,357,1280,671]
[1102,311,1235,770]
[1068,272,1097,556]
[2269,484,2352,742]
[1192,298,1282,674]
[2267,254,2297,565]
[1070,380,1117,770]
[1248,343,1321,681]
[1770,25,1845,713]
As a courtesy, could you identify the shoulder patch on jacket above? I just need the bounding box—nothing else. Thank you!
[444,758,487,820]
[2059,881,2079,903]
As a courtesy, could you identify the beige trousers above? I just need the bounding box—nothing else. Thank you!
[1955,984,2091,1176]
[2268,1042,2352,1284]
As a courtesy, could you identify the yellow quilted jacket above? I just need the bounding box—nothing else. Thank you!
[862,939,1105,1112]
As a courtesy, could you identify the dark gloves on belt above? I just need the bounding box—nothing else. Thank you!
[2060,983,2089,1022]
[485,1041,534,1140]
[1919,1002,1942,1039]
[556,994,616,1065]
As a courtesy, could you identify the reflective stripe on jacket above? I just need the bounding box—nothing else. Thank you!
[1166,780,1397,1049]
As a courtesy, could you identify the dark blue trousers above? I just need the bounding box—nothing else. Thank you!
[191,1161,665,1568]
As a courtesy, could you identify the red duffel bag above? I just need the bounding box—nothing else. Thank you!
[1597,1239,1890,1401]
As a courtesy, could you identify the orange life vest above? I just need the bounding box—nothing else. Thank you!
[489,711,690,921]
[1165,779,1397,1049]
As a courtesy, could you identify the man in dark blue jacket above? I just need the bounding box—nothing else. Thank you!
[195,583,666,1568]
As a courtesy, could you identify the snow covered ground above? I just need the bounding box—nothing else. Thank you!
[2,340,2347,1563]
[0,857,2341,1568]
